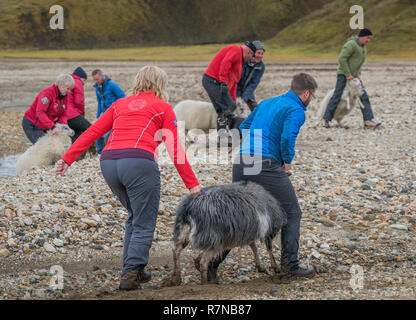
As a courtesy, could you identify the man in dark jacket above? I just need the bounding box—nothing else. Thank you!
[237,40,265,111]
[92,69,126,154]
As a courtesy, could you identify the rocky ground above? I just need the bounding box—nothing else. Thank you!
[0,60,415,300]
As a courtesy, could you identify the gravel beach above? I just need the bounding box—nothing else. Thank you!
[0,60,415,300]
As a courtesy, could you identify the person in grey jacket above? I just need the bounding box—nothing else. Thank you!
[236,40,266,111]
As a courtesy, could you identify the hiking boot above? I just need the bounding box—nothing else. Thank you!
[282,266,316,279]
[119,269,141,291]
[321,119,330,128]
[364,120,381,128]
[137,266,151,283]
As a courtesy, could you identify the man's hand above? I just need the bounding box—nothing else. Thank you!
[189,185,202,195]
[56,159,69,176]
[346,75,354,81]
[283,163,292,172]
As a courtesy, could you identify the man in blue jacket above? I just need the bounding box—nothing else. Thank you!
[92,69,126,154]
[236,40,265,111]
[202,73,318,282]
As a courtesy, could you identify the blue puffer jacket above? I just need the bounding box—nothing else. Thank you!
[94,75,126,118]
[240,90,306,164]
[236,61,265,102]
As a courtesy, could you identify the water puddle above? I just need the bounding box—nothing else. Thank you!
[0,154,21,178]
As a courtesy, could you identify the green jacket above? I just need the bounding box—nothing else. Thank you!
[337,36,366,77]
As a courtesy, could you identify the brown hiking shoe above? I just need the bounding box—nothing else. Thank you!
[364,120,381,128]
[119,269,141,291]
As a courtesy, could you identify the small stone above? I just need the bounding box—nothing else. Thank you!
[23,218,33,226]
[43,242,56,253]
[358,168,366,174]
[0,248,10,258]
[320,243,330,250]
[389,224,409,231]
[53,239,64,247]
[361,184,371,190]
[80,218,98,227]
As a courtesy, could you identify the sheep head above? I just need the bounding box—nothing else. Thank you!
[348,78,364,97]
[55,123,75,137]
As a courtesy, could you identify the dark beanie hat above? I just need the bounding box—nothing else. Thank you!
[73,66,87,80]
[358,28,373,37]
[245,41,257,54]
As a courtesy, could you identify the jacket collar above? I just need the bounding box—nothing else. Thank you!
[286,90,307,110]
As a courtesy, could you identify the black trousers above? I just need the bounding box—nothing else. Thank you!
[22,116,47,144]
[208,156,303,272]
[67,115,92,143]
[202,74,236,119]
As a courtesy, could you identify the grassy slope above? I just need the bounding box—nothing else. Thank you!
[266,0,416,58]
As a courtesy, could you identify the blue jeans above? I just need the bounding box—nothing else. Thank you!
[96,131,111,154]
[323,74,374,122]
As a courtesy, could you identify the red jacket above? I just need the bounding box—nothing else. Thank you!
[24,85,68,130]
[64,74,85,120]
[204,45,244,101]
[61,91,199,189]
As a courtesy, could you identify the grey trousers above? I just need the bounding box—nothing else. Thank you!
[100,158,160,274]
[323,74,374,122]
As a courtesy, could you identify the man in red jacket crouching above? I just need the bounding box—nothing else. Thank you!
[22,74,74,144]
[202,42,256,135]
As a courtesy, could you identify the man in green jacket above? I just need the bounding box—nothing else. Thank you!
[321,28,381,128]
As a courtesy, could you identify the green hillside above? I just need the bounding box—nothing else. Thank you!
[0,0,329,49]
[267,0,416,57]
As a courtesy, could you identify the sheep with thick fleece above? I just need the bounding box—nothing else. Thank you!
[16,123,74,175]
[173,97,250,132]
[318,78,365,128]
[168,181,287,285]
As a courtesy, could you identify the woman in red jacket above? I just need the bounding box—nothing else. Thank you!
[65,67,92,143]
[22,74,74,143]
[56,66,201,291]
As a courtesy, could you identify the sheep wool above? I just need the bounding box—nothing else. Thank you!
[16,124,74,175]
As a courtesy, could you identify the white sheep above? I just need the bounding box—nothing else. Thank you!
[174,97,250,132]
[318,78,365,128]
[16,123,74,175]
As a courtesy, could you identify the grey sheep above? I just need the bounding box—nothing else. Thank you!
[168,181,287,285]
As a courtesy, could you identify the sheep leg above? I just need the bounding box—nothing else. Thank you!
[265,238,279,273]
[249,241,267,273]
[169,244,183,286]
[199,252,219,285]
[337,120,349,129]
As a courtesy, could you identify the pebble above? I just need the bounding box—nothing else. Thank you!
[389,224,409,231]
[53,239,64,247]
[43,243,56,253]
[0,248,10,258]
